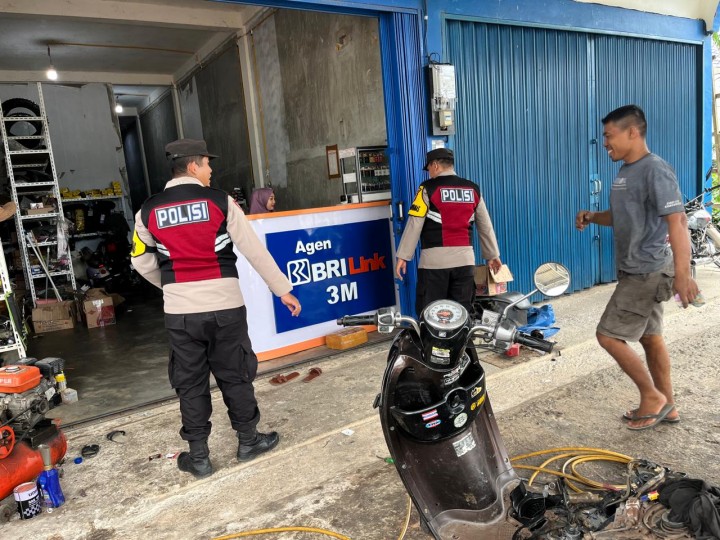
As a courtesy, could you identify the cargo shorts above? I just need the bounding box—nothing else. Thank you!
[597,266,675,342]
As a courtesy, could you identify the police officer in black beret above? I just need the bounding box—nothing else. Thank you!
[132,138,301,478]
[395,147,503,315]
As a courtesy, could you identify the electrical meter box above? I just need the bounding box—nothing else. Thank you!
[427,63,457,136]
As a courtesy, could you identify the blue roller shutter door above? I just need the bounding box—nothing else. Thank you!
[446,20,699,293]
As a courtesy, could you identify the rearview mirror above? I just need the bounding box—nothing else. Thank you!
[534,263,570,297]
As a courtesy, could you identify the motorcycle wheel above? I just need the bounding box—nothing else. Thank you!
[713,251,720,269]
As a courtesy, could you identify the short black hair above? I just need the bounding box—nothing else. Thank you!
[435,158,454,168]
[171,155,205,177]
[602,105,647,137]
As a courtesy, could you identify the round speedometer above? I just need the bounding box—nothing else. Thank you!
[423,300,468,332]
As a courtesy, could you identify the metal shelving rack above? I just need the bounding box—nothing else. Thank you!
[0,83,76,306]
[0,241,27,358]
[63,194,132,242]
[339,145,392,203]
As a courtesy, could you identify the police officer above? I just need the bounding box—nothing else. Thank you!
[395,148,502,315]
[131,139,301,478]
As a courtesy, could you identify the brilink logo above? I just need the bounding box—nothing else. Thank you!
[287,259,311,285]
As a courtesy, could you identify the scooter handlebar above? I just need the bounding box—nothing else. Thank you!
[337,314,378,326]
[514,332,554,353]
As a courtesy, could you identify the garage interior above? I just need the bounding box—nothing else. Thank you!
[0,0,391,426]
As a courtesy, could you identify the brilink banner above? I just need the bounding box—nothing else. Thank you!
[266,219,395,333]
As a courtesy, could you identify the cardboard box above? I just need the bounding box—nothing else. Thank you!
[32,301,77,334]
[326,327,368,350]
[475,264,514,296]
[25,207,55,216]
[83,288,116,328]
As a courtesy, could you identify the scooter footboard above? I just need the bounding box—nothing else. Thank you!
[386,399,519,537]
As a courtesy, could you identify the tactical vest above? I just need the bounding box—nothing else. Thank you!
[411,175,481,249]
[140,183,238,285]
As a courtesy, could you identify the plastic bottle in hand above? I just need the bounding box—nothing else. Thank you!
[675,292,705,307]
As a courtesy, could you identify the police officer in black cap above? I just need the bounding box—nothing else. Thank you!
[131,138,301,478]
[395,147,502,315]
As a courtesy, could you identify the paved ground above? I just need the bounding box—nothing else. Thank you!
[2,265,720,539]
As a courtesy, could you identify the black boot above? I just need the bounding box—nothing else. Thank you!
[237,430,280,462]
[177,440,213,478]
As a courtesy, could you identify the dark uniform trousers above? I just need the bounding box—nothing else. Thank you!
[416,265,476,317]
[164,306,260,442]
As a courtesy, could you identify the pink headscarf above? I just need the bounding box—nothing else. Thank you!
[249,187,274,214]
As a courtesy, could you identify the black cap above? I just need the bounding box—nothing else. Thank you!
[165,139,218,160]
[423,147,454,170]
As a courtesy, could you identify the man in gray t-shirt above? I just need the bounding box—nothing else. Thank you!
[575,105,698,431]
[611,154,684,274]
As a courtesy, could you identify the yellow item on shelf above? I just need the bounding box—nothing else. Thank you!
[75,208,85,232]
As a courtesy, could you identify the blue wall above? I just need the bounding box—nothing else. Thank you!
[424,0,713,193]
[216,0,717,311]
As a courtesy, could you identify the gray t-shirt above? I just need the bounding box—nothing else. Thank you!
[609,153,683,274]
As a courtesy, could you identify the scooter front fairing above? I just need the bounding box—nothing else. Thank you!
[378,330,522,539]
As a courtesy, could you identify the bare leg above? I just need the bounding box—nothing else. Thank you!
[596,332,667,428]
[639,334,679,421]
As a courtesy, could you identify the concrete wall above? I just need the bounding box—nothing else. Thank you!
[194,44,254,197]
[0,83,128,193]
[253,10,386,210]
[139,91,177,194]
[120,116,148,214]
[177,77,204,140]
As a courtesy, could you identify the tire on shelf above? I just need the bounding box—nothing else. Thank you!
[1,98,43,149]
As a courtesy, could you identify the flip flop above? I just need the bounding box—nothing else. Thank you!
[622,408,680,424]
[269,372,300,385]
[302,367,322,383]
[626,403,676,431]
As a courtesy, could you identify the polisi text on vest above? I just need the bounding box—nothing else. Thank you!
[155,201,210,229]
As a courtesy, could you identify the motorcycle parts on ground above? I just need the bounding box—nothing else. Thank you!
[81,444,100,458]
[508,452,700,539]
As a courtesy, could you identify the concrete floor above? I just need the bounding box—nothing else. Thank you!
[2,265,720,539]
[27,287,392,426]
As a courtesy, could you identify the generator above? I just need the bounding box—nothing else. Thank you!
[0,357,65,459]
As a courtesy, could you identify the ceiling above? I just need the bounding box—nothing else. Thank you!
[0,14,226,74]
[0,0,263,109]
[1,0,718,110]
[113,85,169,109]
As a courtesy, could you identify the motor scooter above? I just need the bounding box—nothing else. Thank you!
[684,183,720,276]
[338,262,571,539]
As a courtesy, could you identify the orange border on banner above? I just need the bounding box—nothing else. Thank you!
[246,201,389,221]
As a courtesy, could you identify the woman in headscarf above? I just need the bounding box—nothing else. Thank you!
[249,187,276,214]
